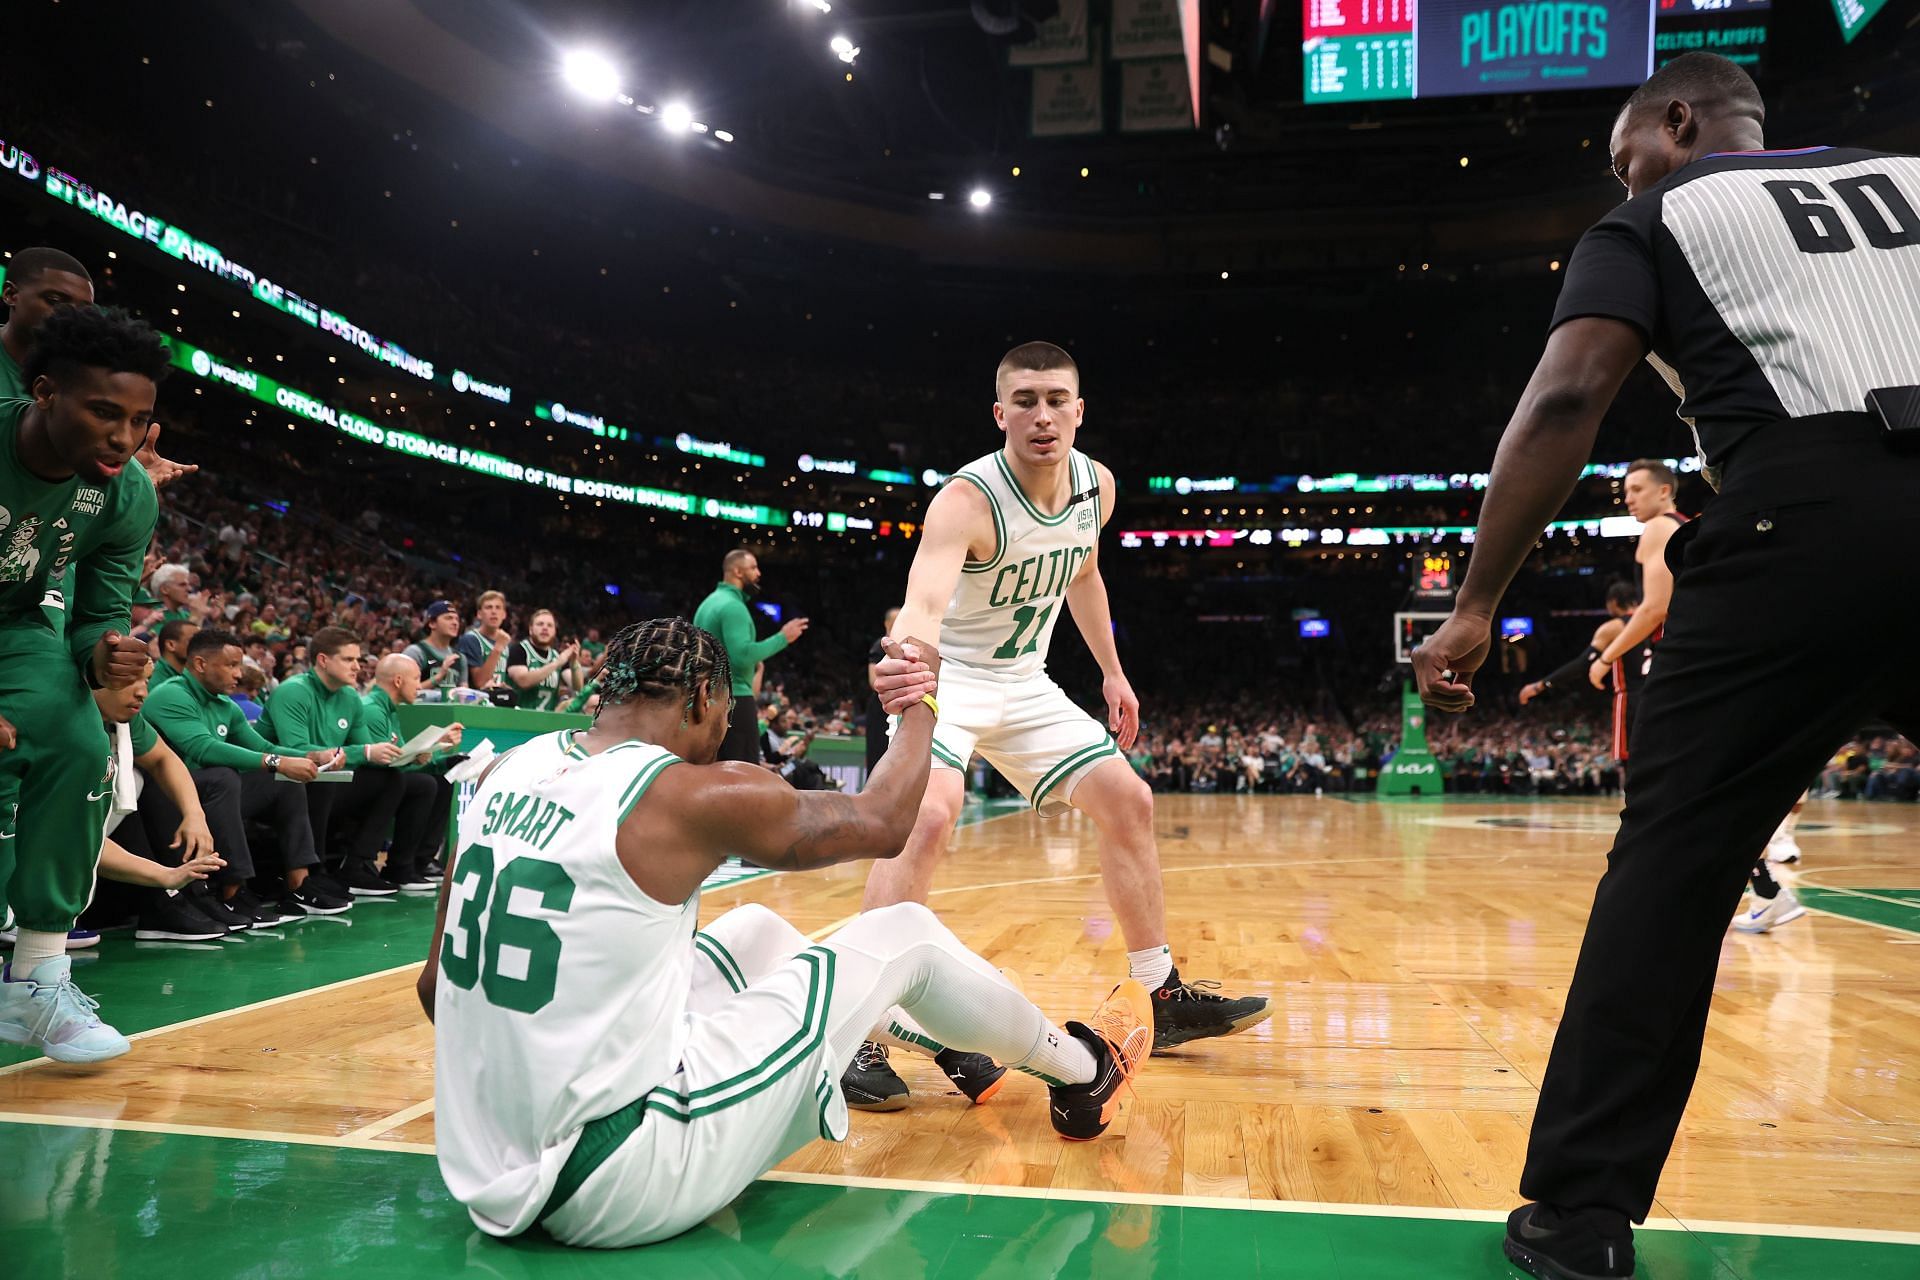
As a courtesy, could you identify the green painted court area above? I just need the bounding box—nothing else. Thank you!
[1800,887,1920,937]
[5,1122,1915,1279]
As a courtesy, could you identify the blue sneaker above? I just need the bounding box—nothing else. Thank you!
[0,957,132,1063]
[65,929,102,950]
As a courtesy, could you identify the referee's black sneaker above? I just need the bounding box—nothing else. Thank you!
[935,1049,1008,1105]
[1503,1203,1634,1280]
[841,1041,910,1112]
[1150,968,1273,1052]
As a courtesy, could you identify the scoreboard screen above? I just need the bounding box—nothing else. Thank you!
[1305,2,1675,103]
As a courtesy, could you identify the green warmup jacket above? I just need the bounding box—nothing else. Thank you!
[258,670,376,765]
[359,685,458,772]
[692,581,788,698]
[0,398,157,674]
[144,671,299,771]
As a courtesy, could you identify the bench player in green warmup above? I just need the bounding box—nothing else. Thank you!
[0,306,169,1063]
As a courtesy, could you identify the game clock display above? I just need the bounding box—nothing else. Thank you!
[1304,1,1668,103]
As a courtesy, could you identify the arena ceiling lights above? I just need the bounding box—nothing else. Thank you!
[558,49,732,143]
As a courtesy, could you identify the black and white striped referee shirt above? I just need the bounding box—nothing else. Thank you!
[1551,146,1920,466]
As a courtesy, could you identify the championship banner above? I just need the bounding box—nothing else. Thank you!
[1119,59,1193,133]
[1111,0,1185,59]
[1030,60,1104,137]
[1010,0,1089,66]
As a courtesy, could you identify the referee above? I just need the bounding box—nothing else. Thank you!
[692,549,808,763]
[1414,54,1920,1280]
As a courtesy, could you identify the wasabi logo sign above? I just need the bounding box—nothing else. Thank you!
[1417,1,1652,97]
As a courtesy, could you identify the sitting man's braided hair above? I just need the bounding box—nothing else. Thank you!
[595,618,732,722]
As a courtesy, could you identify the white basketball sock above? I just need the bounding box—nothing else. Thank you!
[8,930,68,981]
[1128,944,1173,992]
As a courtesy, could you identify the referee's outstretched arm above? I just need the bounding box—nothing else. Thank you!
[1412,317,1646,710]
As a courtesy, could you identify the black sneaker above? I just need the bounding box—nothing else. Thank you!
[1150,967,1273,1052]
[341,863,399,897]
[191,888,256,932]
[1048,980,1152,1141]
[383,864,437,892]
[287,885,352,916]
[134,891,228,942]
[840,1040,910,1112]
[935,1049,1008,1105]
[422,859,445,882]
[1504,1203,1634,1279]
[231,887,300,927]
[307,869,352,899]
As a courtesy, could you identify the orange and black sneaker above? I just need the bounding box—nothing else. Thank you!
[1048,979,1152,1141]
[1150,967,1272,1052]
[936,1049,1009,1105]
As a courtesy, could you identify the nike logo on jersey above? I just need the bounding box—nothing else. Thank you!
[86,789,112,803]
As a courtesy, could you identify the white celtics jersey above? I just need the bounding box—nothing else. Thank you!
[941,448,1102,681]
[434,730,692,1237]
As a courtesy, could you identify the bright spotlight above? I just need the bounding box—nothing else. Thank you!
[714,130,735,143]
[661,102,694,133]
[830,35,860,64]
[561,50,621,102]
[968,188,992,209]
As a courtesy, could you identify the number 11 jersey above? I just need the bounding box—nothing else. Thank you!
[939,448,1103,682]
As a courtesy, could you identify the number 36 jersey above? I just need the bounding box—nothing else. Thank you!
[939,448,1103,682]
[1550,147,1920,471]
[434,731,690,1237]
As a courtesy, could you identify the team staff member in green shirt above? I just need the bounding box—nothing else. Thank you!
[0,307,166,1065]
[362,652,464,884]
[259,626,431,896]
[143,629,348,919]
[692,548,808,764]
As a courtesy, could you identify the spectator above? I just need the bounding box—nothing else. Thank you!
[455,590,512,691]
[504,609,579,711]
[151,563,197,624]
[405,601,468,694]
[233,661,267,722]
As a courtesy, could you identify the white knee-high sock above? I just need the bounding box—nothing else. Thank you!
[823,907,1096,1087]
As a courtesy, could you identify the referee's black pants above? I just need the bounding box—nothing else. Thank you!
[1522,414,1920,1221]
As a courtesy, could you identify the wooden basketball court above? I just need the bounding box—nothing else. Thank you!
[4,794,1918,1277]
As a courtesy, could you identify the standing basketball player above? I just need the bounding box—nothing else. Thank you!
[0,307,167,1063]
[421,619,1152,1248]
[1415,55,1920,1278]
[1584,460,1686,759]
[843,342,1270,1111]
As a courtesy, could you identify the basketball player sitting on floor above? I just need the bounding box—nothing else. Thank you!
[844,341,1271,1112]
[420,618,1152,1249]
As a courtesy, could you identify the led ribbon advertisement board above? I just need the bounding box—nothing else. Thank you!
[169,338,803,530]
